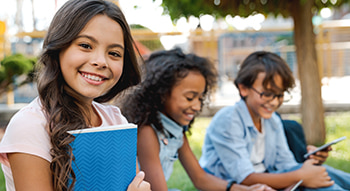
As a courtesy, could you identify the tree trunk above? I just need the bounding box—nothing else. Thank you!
[290,0,325,145]
[7,87,14,105]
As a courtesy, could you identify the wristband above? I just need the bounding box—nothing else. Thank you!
[226,180,236,191]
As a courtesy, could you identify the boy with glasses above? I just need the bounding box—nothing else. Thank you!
[199,51,350,190]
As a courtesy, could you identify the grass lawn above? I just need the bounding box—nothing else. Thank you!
[0,112,349,191]
[167,112,350,190]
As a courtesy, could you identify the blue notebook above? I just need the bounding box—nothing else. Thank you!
[68,123,137,191]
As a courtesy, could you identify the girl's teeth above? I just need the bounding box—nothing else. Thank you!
[83,73,102,81]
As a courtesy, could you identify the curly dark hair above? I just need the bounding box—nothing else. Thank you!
[36,0,141,190]
[121,48,217,132]
[234,51,295,99]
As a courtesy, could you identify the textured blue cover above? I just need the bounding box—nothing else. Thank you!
[69,124,137,191]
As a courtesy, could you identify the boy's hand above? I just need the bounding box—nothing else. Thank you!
[300,159,334,188]
[248,184,275,191]
[306,145,331,165]
[232,183,276,191]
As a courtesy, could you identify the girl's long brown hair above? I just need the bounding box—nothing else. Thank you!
[37,0,140,190]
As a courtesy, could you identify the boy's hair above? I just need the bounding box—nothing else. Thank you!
[234,51,295,97]
[36,0,141,190]
[122,48,217,132]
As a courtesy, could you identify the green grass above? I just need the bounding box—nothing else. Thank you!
[0,113,349,191]
[167,113,350,190]
[0,168,5,191]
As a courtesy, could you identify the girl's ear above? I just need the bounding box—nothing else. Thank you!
[237,84,249,97]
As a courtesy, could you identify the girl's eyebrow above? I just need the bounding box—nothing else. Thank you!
[76,34,125,50]
[185,91,204,97]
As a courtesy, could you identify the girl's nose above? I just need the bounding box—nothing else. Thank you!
[192,99,202,111]
[92,61,107,69]
[91,52,108,69]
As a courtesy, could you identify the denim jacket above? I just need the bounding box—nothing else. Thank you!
[151,113,188,181]
[199,99,298,183]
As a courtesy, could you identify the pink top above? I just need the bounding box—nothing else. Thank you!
[0,97,128,190]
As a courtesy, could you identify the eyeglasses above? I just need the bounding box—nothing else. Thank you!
[250,87,292,103]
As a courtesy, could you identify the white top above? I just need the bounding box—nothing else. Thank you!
[0,97,128,191]
[250,118,266,173]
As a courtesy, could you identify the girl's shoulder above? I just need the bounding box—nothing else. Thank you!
[0,97,52,163]
[11,97,46,123]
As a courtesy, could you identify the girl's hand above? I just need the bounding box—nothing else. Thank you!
[307,145,331,165]
[299,159,334,188]
[127,171,151,191]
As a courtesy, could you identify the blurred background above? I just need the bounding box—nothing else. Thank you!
[0,0,350,105]
[0,0,350,143]
[0,1,350,190]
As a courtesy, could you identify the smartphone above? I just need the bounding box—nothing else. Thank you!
[303,136,346,159]
[284,180,303,191]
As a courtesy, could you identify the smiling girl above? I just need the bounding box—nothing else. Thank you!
[0,0,150,190]
[121,48,273,191]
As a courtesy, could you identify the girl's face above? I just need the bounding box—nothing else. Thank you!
[239,72,284,123]
[162,71,206,126]
[59,14,124,103]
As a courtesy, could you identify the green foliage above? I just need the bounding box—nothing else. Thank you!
[0,168,4,191]
[159,0,350,20]
[0,68,5,82]
[0,54,37,96]
[160,0,211,21]
[130,24,164,51]
[0,54,34,82]
[130,24,146,29]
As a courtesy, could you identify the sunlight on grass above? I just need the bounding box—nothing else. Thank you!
[0,113,348,191]
[323,112,350,172]
[167,113,350,190]
[0,168,4,191]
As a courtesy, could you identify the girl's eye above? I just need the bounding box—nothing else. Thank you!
[79,43,91,49]
[186,97,194,101]
[109,51,121,58]
[187,96,203,102]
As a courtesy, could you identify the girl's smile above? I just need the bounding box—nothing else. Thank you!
[80,71,108,85]
[59,14,125,103]
[163,71,206,126]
